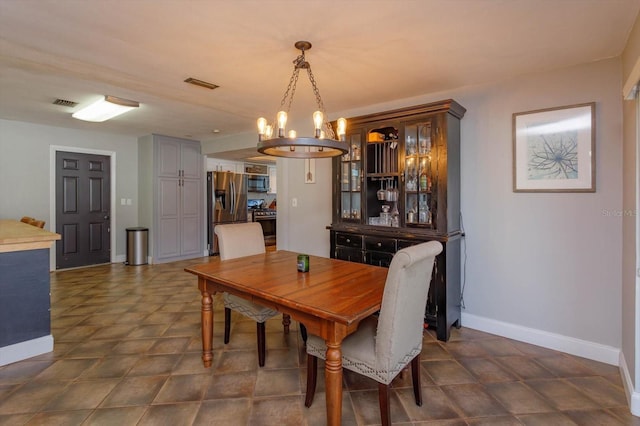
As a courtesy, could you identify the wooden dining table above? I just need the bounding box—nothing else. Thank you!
[184,250,388,426]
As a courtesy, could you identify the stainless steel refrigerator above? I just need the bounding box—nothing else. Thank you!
[207,171,248,255]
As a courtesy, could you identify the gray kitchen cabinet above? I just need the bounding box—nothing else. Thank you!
[139,134,203,263]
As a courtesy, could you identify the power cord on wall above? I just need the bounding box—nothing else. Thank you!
[460,211,467,310]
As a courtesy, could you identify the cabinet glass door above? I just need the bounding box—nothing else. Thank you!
[404,122,434,228]
[339,132,362,221]
[365,125,400,227]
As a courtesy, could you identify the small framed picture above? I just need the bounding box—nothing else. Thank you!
[513,102,595,192]
[305,158,316,184]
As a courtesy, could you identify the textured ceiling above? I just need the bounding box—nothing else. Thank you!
[0,0,638,162]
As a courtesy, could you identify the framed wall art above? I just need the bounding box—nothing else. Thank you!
[512,102,595,192]
[304,158,316,183]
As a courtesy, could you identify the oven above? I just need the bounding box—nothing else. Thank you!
[252,209,276,246]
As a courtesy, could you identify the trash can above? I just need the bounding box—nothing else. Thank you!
[126,227,148,265]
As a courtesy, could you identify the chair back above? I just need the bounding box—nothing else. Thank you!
[375,241,442,372]
[215,222,266,260]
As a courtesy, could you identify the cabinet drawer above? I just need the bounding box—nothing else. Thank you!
[336,233,362,248]
[364,236,396,253]
[336,247,364,263]
[365,251,394,268]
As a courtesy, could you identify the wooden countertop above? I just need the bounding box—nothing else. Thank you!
[0,220,61,253]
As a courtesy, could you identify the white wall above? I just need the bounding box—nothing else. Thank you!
[0,119,139,263]
[456,59,622,353]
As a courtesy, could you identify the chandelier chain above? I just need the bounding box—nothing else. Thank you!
[307,67,337,139]
[278,68,300,113]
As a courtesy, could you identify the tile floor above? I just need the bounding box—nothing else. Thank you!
[0,257,634,425]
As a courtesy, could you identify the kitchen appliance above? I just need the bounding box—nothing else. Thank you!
[247,174,269,193]
[248,198,276,246]
[207,171,248,255]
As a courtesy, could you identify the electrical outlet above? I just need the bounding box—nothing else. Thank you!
[291,197,298,207]
[121,198,126,205]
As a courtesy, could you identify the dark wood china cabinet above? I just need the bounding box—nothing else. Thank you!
[328,99,465,341]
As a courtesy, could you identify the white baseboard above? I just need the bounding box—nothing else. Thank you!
[461,313,620,365]
[0,335,54,366]
[619,350,640,416]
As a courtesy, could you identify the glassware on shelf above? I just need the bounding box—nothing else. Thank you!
[419,125,431,155]
[418,195,431,224]
[405,156,417,191]
[407,208,416,224]
[352,145,360,160]
[406,136,416,155]
[379,212,390,226]
[406,176,416,191]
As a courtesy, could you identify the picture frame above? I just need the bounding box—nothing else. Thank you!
[512,102,595,192]
[304,158,316,184]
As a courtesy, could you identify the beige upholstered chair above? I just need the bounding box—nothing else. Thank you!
[214,222,289,367]
[304,241,443,425]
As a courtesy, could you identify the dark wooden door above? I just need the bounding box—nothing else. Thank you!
[56,151,111,269]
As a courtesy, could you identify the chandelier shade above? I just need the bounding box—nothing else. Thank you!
[256,41,348,159]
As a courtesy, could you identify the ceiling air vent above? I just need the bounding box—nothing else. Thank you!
[184,78,219,90]
[53,98,78,107]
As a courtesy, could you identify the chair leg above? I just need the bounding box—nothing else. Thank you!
[256,322,266,367]
[378,382,391,426]
[304,354,318,407]
[282,314,291,334]
[224,307,231,344]
[411,354,422,406]
[300,323,308,344]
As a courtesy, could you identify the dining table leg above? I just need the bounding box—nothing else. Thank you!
[200,283,214,367]
[324,340,343,426]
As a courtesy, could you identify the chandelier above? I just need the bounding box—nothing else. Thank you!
[256,41,348,159]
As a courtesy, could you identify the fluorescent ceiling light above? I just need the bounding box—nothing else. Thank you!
[72,95,139,122]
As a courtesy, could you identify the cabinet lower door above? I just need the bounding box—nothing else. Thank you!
[365,251,394,267]
[335,247,363,263]
[180,178,202,257]
[157,178,181,259]
[156,177,202,261]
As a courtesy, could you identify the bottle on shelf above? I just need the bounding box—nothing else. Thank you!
[420,169,428,191]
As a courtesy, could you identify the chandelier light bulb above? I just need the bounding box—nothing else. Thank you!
[337,117,347,141]
[313,110,324,138]
[257,117,267,140]
[288,130,297,138]
[277,111,288,137]
[265,125,273,139]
